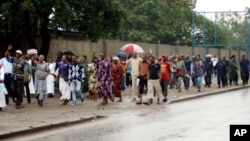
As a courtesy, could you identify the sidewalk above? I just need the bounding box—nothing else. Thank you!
[0,78,249,139]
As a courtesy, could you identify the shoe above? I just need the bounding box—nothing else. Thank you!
[16,105,24,109]
[81,98,84,103]
[71,103,76,106]
[0,108,2,111]
[48,94,54,98]
[163,98,168,103]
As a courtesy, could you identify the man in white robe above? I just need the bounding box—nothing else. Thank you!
[46,57,56,97]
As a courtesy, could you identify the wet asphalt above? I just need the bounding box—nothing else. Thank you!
[11,88,250,141]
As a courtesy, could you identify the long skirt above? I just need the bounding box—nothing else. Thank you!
[0,84,8,107]
[35,79,47,100]
[46,74,55,94]
[59,78,71,100]
[98,79,112,98]
[113,81,122,97]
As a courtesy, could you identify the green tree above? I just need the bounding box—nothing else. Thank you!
[0,0,124,56]
[118,0,193,45]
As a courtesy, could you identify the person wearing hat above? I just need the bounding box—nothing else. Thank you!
[111,56,124,102]
[5,45,25,109]
[228,55,238,86]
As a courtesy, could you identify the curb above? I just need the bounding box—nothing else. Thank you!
[169,85,250,104]
[0,115,106,139]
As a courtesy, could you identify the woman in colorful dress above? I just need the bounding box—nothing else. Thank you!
[111,56,124,102]
[93,52,113,105]
[175,55,186,93]
[35,55,49,107]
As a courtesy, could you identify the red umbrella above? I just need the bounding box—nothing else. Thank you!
[120,44,144,53]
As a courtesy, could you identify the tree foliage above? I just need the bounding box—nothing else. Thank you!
[118,0,193,45]
[0,0,124,56]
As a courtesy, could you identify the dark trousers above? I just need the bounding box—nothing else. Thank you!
[204,70,212,86]
[241,71,249,84]
[217,73,225,86]
[192,76,196,86]
[139,79,147,94]
[160,79,169,97]
[13,80,24,106]
[183,76,190,89]
[24,82,31,103]
[4,74,14,104]
[229,72,238,85]
[126,73,132,87]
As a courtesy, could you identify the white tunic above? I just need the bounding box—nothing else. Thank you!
[24,60,35,95]
[0,67,7,108]
[46,62,56,94]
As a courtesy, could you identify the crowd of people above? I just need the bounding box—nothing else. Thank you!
[0,44,249,111]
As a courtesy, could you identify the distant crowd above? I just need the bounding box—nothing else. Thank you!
[0,44,249,111]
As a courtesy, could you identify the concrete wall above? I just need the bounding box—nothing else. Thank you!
[47,38,247,61]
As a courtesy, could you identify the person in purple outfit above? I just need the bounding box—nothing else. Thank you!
[93,52,113,105]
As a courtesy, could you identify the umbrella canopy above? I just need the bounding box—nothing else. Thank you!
[114,52,126,58]
[120,44,144,53]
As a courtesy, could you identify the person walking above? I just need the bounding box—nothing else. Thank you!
[57,55,71,105]
[160,55,171,102]
[5,45,25,109]
[183,55,191,90]
[204,56,213,88]
[144,56,161,105]
[136,55,149,104]
[69,55,84,106]
[215,58,227,88]
[175,55,186,93]
[126,53,141,101]
[229,55,238,86]
[111,56,124,102]
[46,57,56,97]
[0,64,8,111]
[192,59,205,92]
[239,55,249,85]
[23,55,32,103]
[35,55,49,107]
[222,57,229,86]
[0,46,14,104]
[94,52,113,105]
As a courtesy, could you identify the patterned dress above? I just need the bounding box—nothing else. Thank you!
[95,59,112,98]
[35,63,48,100]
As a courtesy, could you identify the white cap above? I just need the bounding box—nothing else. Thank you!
[15,50,22,55]
[112,56,120,61]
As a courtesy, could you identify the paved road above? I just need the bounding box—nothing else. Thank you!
[10,88,250,141]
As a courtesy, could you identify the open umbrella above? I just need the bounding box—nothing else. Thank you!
[120,43,144,53]
[114,52,126,58]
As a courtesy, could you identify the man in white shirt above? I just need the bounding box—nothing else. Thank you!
[126,53,142,101]
[0,50,14,104]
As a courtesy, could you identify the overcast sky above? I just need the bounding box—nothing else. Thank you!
[195,0,250,12]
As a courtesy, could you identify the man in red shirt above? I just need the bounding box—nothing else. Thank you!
[160,55,171,102]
